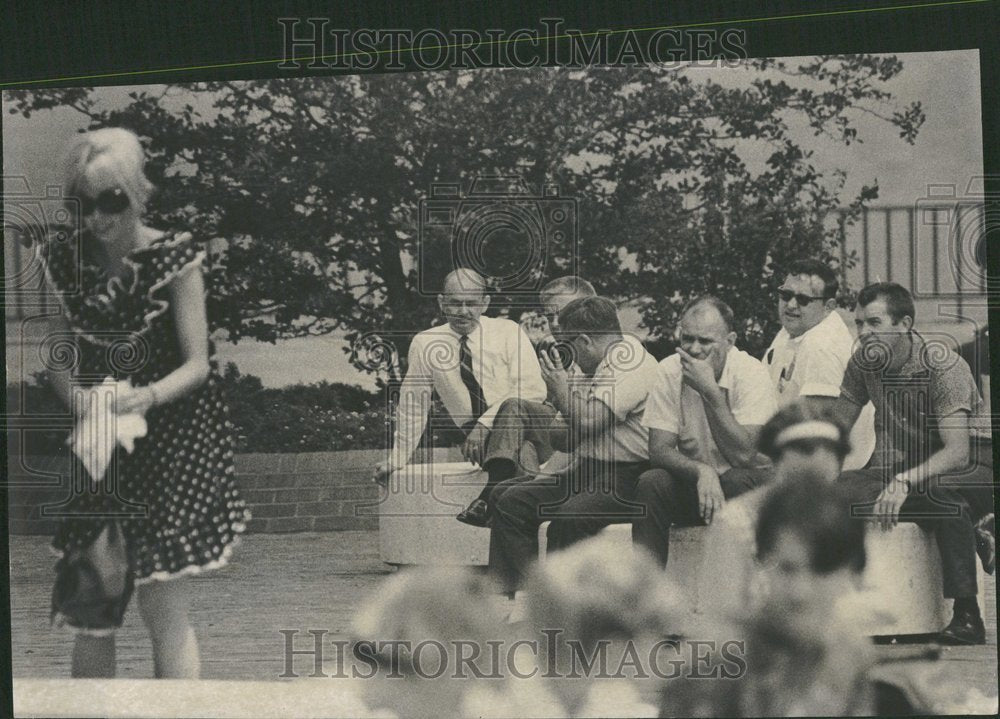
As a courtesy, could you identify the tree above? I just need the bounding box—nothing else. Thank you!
[8,55,923,368]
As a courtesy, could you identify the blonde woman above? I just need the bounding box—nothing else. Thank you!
[42,127,249,678]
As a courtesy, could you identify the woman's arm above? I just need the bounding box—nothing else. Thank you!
[116,262,211,414]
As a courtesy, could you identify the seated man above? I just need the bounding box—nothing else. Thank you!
[763,258,875,469]
[488,296,660,595]
[829,281,994,645]
[520,275,597,369]
[457,276,598,525]
[632,296,778,566]
[372,269,547,496]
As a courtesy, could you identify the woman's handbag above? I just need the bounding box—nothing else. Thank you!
[51,521,134,632]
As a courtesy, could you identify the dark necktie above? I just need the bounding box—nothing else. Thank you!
[459,334,487,419]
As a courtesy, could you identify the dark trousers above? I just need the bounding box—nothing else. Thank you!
[631,466,773,567]
[838,462,994,598]
[488,458,649,593]
[476,398,566,502]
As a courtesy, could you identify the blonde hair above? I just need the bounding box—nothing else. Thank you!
[63,128,154,210]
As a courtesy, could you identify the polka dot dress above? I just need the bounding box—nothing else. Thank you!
[42,229,249,590]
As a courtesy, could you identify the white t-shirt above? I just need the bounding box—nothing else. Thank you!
[764,310,854,401]
[642,347,778,474]
[763,310,875,470]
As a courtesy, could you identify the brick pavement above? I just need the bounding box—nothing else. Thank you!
[8,531,998,711]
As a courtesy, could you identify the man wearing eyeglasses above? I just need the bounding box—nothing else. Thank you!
[372,269,548,505]
[763,259,874,469]
[454,275,598,526]
[519,275,597,372]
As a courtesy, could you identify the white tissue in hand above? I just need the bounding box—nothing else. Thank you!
[70,378,148,483]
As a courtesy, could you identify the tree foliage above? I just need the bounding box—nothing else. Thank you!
[8,56,923,365]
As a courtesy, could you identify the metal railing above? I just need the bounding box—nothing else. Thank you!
[5,203,988,322]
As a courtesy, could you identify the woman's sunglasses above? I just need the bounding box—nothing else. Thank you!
[77,188,131,216]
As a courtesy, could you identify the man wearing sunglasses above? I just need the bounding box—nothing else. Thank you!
[763,259,874,469]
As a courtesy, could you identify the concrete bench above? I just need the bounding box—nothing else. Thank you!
[537,520,991,636]
[379,461,491,565]
[378,452,573,566]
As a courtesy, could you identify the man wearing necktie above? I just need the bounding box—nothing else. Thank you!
[372,269,548,522]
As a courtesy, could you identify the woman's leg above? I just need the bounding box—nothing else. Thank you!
[71,634,116,677]
[137,577,200,678]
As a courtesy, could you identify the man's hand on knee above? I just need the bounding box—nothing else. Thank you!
[875,474,911,530]
[371,463,392,486]
[462,422,491,466]
[696,465,725,525]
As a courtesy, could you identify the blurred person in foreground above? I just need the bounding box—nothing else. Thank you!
[696,400,852,619]
[348,567,511,719]
[466,533,679,718]
[661,479,929,717]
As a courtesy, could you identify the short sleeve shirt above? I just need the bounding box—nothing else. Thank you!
[642,347,778,473]
[764,311,855,402]
[839,332,985,469]
[578,335,661,463]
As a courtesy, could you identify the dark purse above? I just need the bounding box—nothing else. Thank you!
[51,521,135,632]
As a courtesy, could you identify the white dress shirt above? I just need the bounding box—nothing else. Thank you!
[388,316,546,470]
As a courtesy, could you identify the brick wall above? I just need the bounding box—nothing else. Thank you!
[5,447,462,535]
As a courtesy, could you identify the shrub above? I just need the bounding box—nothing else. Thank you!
[5,364,465,456]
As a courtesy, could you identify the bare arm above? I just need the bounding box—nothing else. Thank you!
[648,428,711,482]
[542,348,615,447]
[44,312,79,415]
[701,389,761,468]
[874,410,972,531]
[677,348,759,468]
[813,395,864,433]
[116,264,211,415]
[648,427,726,524]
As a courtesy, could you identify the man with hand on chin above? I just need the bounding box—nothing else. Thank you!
[830,282,994,645]
[452,275,599,525]
[488,296,660,595]
[632,296,778,567]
